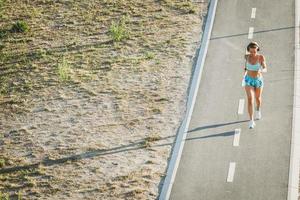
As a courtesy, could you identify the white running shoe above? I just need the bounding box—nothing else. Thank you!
[255,110,261,120]
[249,120,256,129]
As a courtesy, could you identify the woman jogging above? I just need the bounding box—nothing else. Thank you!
[243,41,267,129]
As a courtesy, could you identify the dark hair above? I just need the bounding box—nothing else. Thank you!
[247,41,260,51]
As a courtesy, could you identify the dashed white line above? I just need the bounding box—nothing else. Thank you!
[233,128,241,147]
[227,162,236,182]
[251,8,256,18]
[238,99,245,115]
[248,27,254,39]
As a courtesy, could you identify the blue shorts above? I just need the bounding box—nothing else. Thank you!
[244,75,263,88]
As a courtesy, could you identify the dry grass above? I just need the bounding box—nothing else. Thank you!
[0,0,208,199]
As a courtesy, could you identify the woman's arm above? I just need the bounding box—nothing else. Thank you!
[260,55,267,72]
[244,54,248,71]
[244,54,248,75]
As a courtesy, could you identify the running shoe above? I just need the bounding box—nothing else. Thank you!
[255,110,261,120]
[249,120,256,129]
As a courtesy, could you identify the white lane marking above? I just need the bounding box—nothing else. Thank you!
[251,8,256,18]
[248,27,254,39]
[227,162,236,182]
[238,99,245,115]
[233,128,241,147]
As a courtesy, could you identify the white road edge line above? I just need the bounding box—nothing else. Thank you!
[251,8,256,19]
[227,162,236,182]
[248,27,254,39]
[238,99,245,115]
[233,128,241,147]
[287,0,300,199]
[158,0,218,199]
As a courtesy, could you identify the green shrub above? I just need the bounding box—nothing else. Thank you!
[10,21,29,33]
[0,0,5,7]
[109,16,129,42]
[57,57,71,81]
[0,158,5,167]
[0,191,10,200]
[144,52,155,60]
[0,29,7,39]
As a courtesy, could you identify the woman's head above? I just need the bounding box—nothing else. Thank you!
[247,41,260,55]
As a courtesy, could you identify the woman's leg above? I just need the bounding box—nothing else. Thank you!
[245,86,255,120]
[254,86,263,111]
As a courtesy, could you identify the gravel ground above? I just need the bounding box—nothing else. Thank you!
[0,0,208,199]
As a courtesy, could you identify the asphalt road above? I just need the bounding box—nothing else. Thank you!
[169,0,295,199]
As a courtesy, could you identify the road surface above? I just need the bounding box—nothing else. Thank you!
[169,0,295,199]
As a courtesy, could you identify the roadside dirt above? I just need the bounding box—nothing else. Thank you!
[0,0,208,199]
